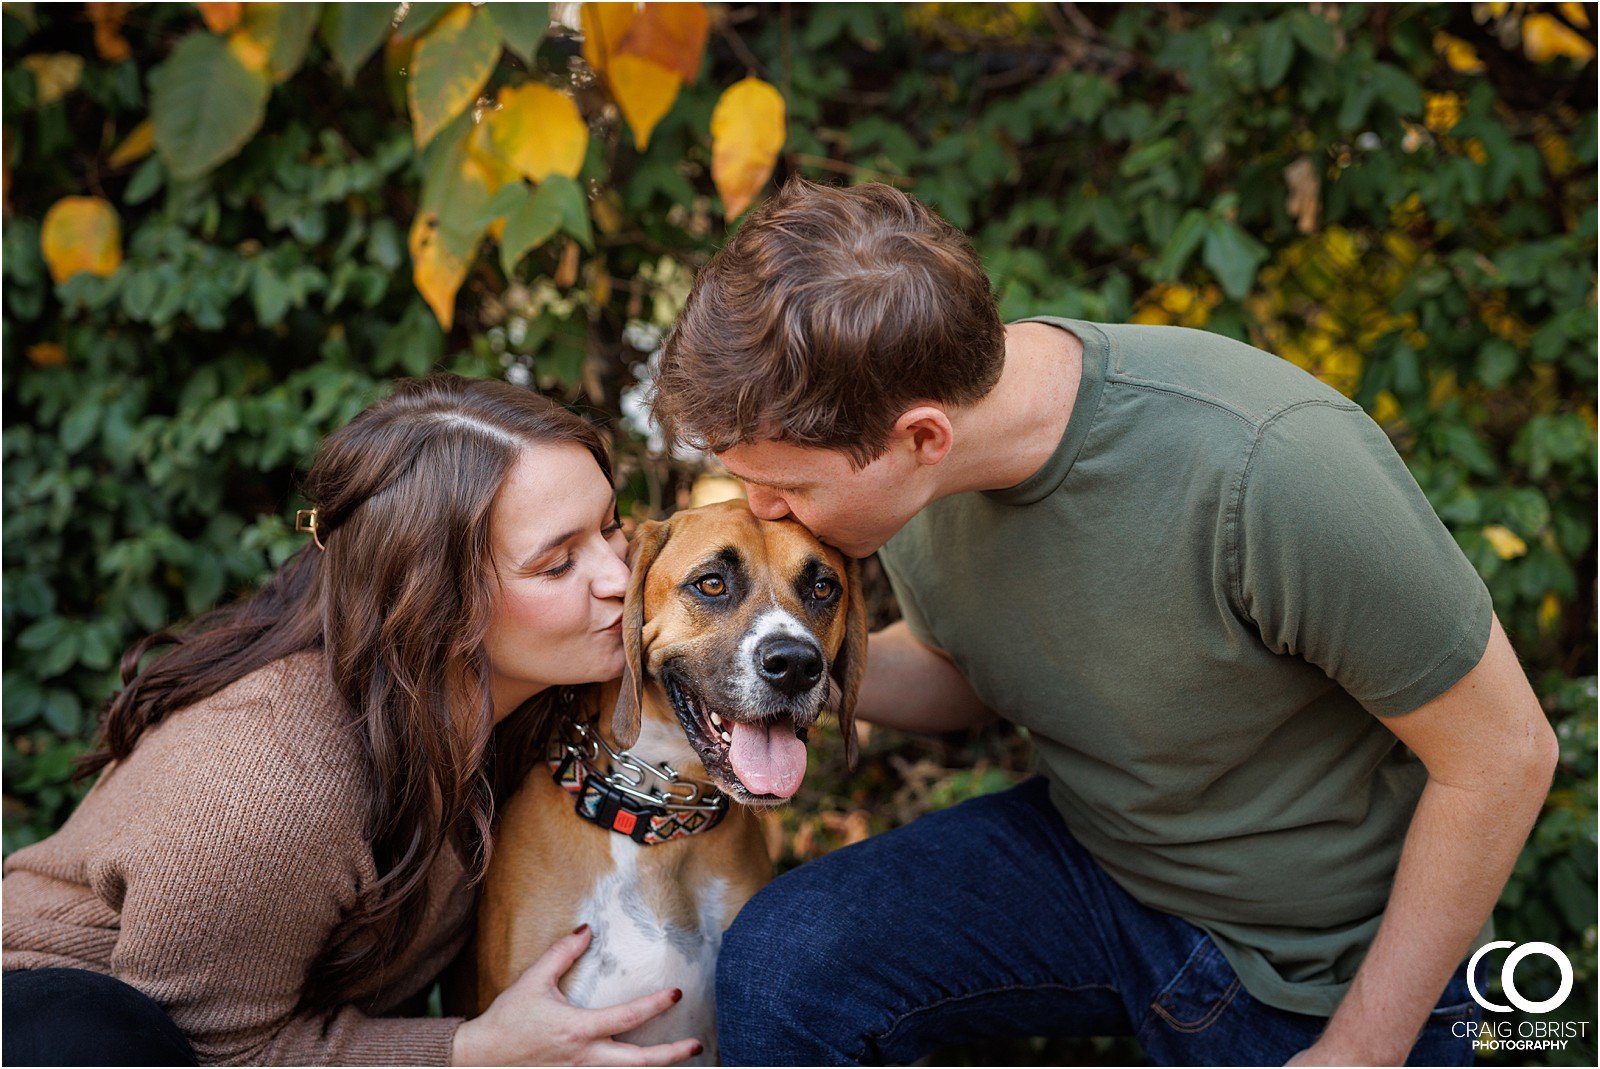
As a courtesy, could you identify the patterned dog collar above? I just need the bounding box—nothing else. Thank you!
[547,720,729,845]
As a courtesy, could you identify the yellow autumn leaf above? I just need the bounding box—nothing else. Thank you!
[459,134,514,240]
[26,342,68,367]
[87,3,133,62]
[618,2,710,83]
[554,238,580,288]
[1523,12,1594,63]
[711,77,786,219]
[226,29,271,74]
[581,2,638,74]
[410,121,497,330]
[610,53,680,150]
[1539,590,1562,634]
[1371,390,1403,427]
[199,2,243,34]
[1423,92,1462,134]
[1428,369,1458,410]
[1433,31,1485,73]
[484,83,589,182]
[108,119,155,168]
[40,196,123,283]
[582,3,681,149]
[409,208,468,330]
[22,54,84,106]
[1482,525,1528,560]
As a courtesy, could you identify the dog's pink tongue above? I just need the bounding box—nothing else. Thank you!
[728,718,807,798]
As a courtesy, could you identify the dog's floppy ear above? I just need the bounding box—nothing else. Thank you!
[827,555,869,770]
[612,519,671,749]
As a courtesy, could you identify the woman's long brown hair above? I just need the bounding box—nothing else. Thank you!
[77,372,615,1012]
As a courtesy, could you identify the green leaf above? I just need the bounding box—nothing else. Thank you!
[1336,82,1376,132]
[242,2,322,83]
[40,689,80,734]
[60,400,99,451]
[1371,63,1422,118]
[1475,340,1520,390]
[127,584,168,633]
[319,1,395,84]
[251,262,294,326]
[395,1,451,40]
[1147,209,1208,282]
[1201,219,1268,300]
[407,5,502,150]
[499,180,562,275]
[16,617,69,652]
[475,180,531,229]
[124,156,164,205]
[483,2,549,67]
[149,33,271,181]
[1258,20,1295,89]
[1288,9,1339,59]
[542,174,593,251]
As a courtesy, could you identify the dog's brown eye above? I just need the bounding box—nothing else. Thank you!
[812,578,837,601]
[695,576,726,597]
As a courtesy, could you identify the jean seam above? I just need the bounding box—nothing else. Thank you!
[867,979,1119,1058]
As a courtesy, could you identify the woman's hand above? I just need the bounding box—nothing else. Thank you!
[450,926,703,1066]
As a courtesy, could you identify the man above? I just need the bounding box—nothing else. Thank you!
[650,178,1557,1065]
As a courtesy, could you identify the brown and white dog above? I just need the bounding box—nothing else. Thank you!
[470,500,866,1061]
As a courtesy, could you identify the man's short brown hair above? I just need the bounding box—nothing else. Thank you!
[652,177,1005,467]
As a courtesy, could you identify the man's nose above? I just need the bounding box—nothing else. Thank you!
[745,485,790,521]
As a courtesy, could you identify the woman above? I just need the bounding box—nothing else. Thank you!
[2,374,702,1066]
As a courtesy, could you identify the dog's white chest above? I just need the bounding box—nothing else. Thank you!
[564,834,727,1063]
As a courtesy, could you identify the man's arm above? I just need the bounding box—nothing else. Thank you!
[1290,612,1559,1066]
[854,620,998,732]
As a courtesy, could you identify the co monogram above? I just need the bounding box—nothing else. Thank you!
[1468,941,1574,1014]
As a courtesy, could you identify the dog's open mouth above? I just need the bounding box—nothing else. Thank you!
[665,676,809,801]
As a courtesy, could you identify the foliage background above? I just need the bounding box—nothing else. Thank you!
[2,2,1595,1064]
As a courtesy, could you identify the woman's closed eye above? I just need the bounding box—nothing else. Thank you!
[539,521,625,580]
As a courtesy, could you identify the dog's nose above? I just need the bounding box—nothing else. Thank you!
[755,636,824,695]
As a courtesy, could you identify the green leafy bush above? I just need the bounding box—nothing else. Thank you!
[3,3,1593,1063]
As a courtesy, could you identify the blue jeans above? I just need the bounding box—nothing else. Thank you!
[717,777,1482,1065]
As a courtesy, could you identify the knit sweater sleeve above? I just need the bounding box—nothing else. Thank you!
[96,708,463,1066]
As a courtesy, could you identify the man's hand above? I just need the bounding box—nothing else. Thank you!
[854,620,998,732]
[1311,612,1557,1064]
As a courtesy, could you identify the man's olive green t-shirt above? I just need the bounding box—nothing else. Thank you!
[877,317,1495,1017]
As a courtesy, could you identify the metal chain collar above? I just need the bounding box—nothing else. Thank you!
[553,718,727,814]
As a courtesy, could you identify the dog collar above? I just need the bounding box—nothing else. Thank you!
[547,720,729,845]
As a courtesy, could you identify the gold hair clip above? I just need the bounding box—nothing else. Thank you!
[294,508,326,551]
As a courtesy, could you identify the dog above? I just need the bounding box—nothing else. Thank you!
[469,500,866,1061]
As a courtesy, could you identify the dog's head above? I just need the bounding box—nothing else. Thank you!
[610,500,866,806]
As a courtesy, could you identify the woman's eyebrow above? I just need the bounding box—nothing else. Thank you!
[518,495,618,569]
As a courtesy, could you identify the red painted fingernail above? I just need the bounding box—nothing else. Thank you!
[572,923,589,935]
[691,1041,704,1056]
[671,988,683,1003]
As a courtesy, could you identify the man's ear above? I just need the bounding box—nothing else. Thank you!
[894,406,954,467]
[826,555,869,770]
[612,520,670,749]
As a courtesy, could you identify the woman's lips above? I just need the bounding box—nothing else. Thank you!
[602,618,622,633]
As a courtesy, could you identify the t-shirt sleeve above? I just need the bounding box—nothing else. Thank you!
[1233,400,1493,717]
[100,729,462,1066]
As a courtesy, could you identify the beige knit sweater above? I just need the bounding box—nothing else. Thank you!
[3,650,471,1065]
